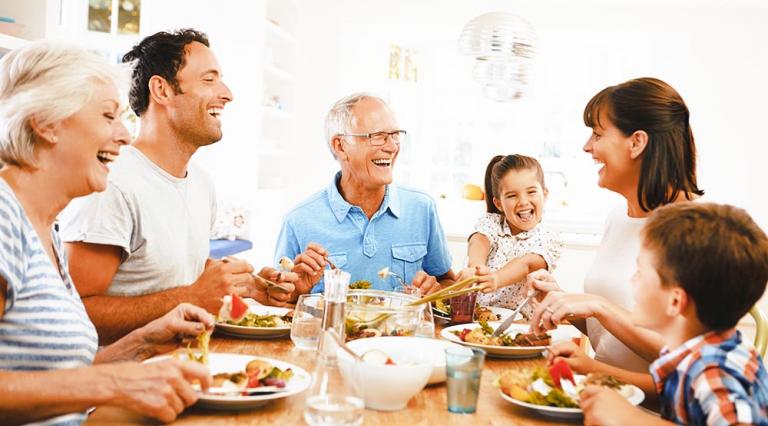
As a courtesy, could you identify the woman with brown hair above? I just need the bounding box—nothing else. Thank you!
[528,77,703,382]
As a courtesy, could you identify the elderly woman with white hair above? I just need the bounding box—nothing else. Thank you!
[0,42,214,425]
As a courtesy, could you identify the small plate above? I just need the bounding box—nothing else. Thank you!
[440,322,580,359]
[215,302,292,339]
[147,353,310,410]
[498,374,645,419]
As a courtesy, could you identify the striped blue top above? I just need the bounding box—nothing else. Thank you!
[0,179,98,426]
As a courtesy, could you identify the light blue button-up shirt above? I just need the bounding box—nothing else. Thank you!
[274,172,452,293]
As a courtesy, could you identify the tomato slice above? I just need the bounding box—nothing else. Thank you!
[549,359,575,389]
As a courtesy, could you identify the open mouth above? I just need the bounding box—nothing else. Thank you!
[207,107,223,120]
[97,151,118,166]
[515,208,535,222]
[371,158,392,168]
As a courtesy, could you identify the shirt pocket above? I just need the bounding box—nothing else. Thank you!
[391,243,428,284]
[327,252,348,269]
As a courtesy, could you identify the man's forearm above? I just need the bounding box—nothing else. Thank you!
[83,285,211,344]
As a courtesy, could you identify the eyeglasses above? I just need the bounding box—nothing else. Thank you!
[339,129,407,146]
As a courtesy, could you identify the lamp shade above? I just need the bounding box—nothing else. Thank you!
[458,12,536,101]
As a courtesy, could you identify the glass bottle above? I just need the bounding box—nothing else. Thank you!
[303,269,364,426]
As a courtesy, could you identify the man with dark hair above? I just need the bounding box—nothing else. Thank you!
[61,29,296,343]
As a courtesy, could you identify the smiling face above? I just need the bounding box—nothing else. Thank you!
[492,168,547,234]
[338,98,399,189]
[583,112,639,197]
[167,41,233,147]
[56,80,130,196]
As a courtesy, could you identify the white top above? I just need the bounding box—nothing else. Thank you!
[60,146,216,296]
[584,205,648,373]
[0,179,98,426]
[473,212,564,318]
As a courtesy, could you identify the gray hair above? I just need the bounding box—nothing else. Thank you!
[0,41,129,167]
[324,92,388,159]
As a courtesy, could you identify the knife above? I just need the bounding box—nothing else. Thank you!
[491,291,536,337]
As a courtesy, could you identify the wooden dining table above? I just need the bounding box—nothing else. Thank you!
[85,326,584,425]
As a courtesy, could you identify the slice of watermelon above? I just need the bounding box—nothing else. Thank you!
[230,293,249,322]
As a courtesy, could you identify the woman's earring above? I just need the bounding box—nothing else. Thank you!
[51,135,58,143]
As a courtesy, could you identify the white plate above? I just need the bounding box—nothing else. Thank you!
[432,306,522,323]
[440,322,580,359]
[498,374,645,419]
[215,303,292,339]
[148,353,310,410]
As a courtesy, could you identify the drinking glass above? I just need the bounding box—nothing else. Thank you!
[393,285,435,338]
[291,294,324,350]
[445,347,486,413]
[450,292,477,325]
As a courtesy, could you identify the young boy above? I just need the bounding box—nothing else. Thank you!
[580,202,768,426]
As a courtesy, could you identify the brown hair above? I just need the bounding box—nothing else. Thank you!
[642,202,768,330]
[583,77,704,212]
[483,154,546,214]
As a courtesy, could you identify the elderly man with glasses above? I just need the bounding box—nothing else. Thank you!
[274,93,456,297]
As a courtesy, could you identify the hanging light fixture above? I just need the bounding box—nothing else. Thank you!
[458,12,536,102]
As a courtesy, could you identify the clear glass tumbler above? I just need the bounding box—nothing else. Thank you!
[291,293,324,350]
[445,346,486,414]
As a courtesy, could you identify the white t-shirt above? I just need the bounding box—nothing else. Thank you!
[60,145,216,296]
[473,212,564,318]
[584,205,648,372]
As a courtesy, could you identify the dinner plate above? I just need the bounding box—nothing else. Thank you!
[498,374,645,419]
[215,302,292,338]
[148,353,310,410]
[440,322,580,359]
[432,306,522,323]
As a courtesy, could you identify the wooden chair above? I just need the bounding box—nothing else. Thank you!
[750,306,767,357]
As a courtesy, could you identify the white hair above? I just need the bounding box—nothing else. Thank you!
[0,41,129,167]
[324,92,389,159]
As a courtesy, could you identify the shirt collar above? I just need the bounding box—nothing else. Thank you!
[326,171,400,223]
[650,328,739,394]
[498,215,536,240]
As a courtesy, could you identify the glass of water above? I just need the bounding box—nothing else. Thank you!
[290,294,324,350]
[393,285,435,338]
[445,346,486,413]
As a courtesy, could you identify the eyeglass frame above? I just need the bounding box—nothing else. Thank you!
[338,129,407,146]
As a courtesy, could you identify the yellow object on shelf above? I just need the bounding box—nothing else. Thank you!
[462,183,484,201]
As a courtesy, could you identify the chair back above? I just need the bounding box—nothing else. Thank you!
[750,306,768,358]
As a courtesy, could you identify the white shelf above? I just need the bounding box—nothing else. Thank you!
[0,33,29,53]
[262,107,293,119]
[264,65,294,82]
[265,19,295,44]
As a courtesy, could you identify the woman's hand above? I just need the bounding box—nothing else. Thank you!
[526,269,562,300]
[546,340,597,375]
[101,359,211,423]
[134,303,214,359]
[530,292,607,334]
[580,385,638,426]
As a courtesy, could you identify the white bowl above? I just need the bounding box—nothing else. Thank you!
[337,337,433,411]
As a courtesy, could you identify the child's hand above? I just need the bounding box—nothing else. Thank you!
[473,265,500,293]
[546,340,597,374]
[580,385,636,426]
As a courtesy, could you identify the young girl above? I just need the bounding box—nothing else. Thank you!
[463,154,564,319]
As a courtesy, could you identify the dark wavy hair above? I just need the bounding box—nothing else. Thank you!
[643,202,768,330]
[583,77,704,212]
[483,154,546,214]
[122,28,209,116]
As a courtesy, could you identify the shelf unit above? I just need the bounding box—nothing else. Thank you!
[257,0,298,190]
